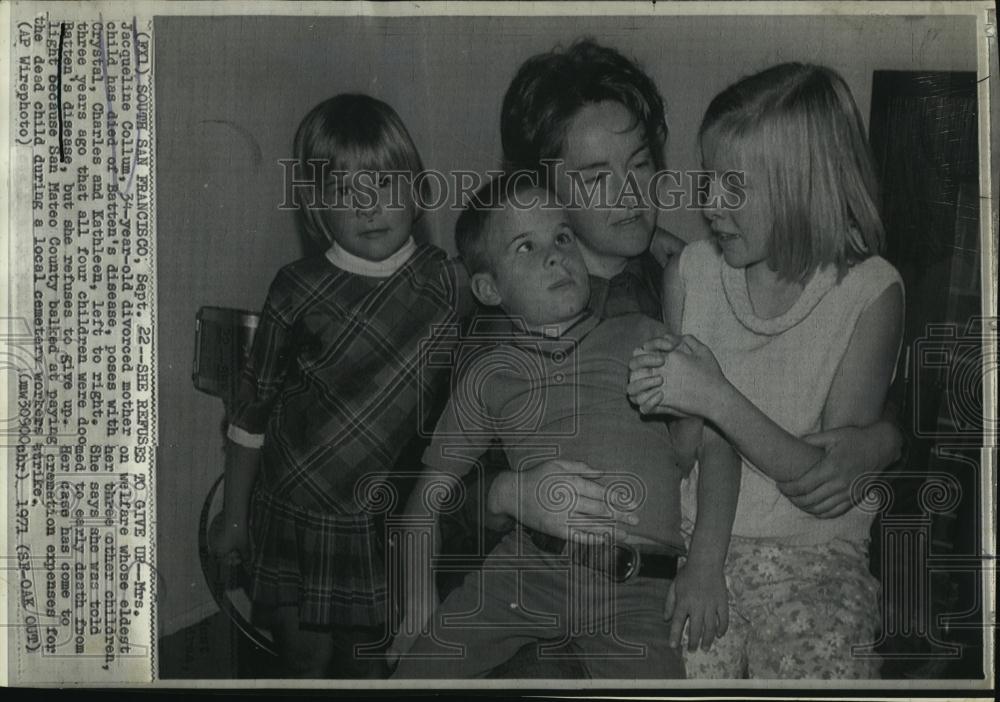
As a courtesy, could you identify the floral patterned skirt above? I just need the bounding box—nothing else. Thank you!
[683,535,881,679]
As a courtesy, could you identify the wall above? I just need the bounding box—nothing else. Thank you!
[154,12,978,636]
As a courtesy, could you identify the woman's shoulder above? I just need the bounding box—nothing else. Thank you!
[679,237,721,266]
[677,237,721,282]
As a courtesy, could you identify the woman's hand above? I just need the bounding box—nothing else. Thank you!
[664,558,730,651]
[487,459,639,542]
[649,227,687,267]
[777,424,896,518]
[627,335,728,419]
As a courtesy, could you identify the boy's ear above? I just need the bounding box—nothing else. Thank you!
[470,272,502,307]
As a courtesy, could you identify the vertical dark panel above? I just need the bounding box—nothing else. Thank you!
[868,70,983,679]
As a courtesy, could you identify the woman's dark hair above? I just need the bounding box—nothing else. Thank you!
[500,38,668,180]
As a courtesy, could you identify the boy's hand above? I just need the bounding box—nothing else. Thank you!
[209,516,250,567]
[664,559,729,651]
[649,227,687,267]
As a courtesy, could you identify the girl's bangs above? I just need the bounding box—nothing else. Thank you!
[702,119,768,178]
[327,138,408,175]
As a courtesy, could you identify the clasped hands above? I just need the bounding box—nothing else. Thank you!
[626,333,727,419]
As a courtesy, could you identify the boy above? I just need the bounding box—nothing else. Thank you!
[388,176,740,679]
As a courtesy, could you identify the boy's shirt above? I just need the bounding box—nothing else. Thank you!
[423,312,685,551]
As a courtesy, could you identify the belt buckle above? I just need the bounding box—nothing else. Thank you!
[612,543,640,583]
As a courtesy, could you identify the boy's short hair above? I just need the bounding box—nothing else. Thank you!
[292,93,427,248]
[500,38,669,180]
[701,63,884,281]
[455,173,547,275]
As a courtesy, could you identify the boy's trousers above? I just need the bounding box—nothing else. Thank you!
[392,528,684,679]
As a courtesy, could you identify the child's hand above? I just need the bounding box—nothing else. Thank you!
[627,335,677,412]
[664,559,729,651]
[386,579,439,669]
[209,517,250,567]
[628,336,726,418]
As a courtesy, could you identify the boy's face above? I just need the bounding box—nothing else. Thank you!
[472,195,590,328]
[555,100,658,266]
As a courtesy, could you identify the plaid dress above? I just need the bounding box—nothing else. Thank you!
[230,243,469,626]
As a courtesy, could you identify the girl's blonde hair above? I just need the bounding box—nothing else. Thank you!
[700,63,884,281]
[293,94,427,248]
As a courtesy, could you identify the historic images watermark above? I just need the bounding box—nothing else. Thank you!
[276,159,749,214]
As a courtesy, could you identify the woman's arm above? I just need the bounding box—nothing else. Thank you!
[630,283,903,483]
[486,459,637,542]
[778,414,904,518]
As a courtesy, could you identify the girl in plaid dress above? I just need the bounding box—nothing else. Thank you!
[212,94,470,677]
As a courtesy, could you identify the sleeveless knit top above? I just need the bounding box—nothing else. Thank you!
[678,239,903,545]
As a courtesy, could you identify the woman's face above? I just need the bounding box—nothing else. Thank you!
[554,101,658,269]
[700,131,773,272]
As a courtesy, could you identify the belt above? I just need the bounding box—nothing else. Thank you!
[528,529,679,583]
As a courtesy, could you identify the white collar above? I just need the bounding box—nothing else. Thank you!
[325,237,417,278]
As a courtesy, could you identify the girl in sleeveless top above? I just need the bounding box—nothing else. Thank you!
[628,63,903,679]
